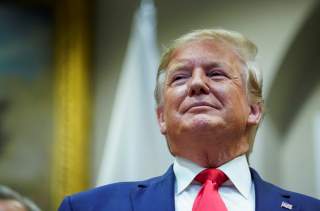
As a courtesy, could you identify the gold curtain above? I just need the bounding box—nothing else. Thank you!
[51,0,91,209]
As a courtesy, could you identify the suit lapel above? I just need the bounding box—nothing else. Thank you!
[251,168,300,211]
[130,166,175,211]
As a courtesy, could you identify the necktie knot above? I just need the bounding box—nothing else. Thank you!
[192,169,228,211]
[195,168,227,188]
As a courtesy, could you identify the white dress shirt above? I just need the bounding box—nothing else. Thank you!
[173,155,255,211]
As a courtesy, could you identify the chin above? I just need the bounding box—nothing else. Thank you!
[183,115,225,132]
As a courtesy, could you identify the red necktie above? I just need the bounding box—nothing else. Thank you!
[192,169,228,211]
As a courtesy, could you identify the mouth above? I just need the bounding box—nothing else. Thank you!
[184,102,219,113]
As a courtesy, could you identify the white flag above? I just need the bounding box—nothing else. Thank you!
[96,0,173,186]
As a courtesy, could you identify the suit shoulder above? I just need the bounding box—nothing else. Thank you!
[87,174,165,197]
[59,176,165,211]
[251,168,320,210]
[71,181,140,201]
[264,179,320,208]
[282,187,320,208]
[58,182,137,211]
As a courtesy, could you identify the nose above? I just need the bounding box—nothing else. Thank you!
[188,68,210,96]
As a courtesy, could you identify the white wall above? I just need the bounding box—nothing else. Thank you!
[280,79,320,197]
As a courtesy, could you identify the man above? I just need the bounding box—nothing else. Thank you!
[0,185,41,211]
[59,29,320,211]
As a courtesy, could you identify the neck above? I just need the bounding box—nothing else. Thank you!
[170,136,250,168]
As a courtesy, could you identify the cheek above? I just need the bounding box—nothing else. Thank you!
[162,88,187,125]
[216,83,249,110]
[210,82,232,103]
[230,89,251,117]
[164,86,187,107]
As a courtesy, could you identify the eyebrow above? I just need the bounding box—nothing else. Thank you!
[203,62,226,69]
[167,60,191,73]
[168,59,228,73]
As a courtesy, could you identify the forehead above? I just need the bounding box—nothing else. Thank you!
[167,39,243,71]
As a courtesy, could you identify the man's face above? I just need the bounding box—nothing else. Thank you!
[0,199,27,211]
[157,39,260,159]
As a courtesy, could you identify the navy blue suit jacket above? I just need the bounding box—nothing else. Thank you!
[59,167,320,211]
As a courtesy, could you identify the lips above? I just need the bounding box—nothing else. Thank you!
[183,101,219,113]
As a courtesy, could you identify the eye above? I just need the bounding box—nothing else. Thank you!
[173,74,188,81]
[171,73,190,85]
[207,69,227,79]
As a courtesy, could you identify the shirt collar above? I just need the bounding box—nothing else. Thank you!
[173,154,252,199]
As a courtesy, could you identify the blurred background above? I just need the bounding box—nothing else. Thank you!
[0,0,320,210]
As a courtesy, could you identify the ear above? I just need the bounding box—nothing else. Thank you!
[156,106,167,134]
[247,102,262,126]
